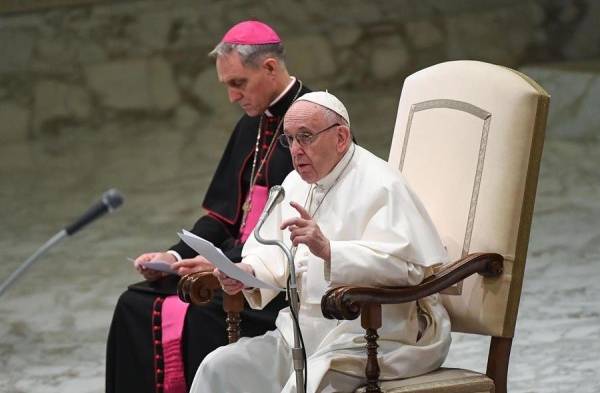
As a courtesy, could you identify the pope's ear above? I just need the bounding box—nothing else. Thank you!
[337,125,351,152]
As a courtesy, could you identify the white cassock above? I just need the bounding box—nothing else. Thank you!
[190,144,451,393]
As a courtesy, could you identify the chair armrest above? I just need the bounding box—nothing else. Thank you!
[177,271,221,305]
[177,271,245,343]
[321,252,503,320]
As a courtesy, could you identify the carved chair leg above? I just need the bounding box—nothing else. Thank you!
[223,292,245,344]
[225,312,241,343]
[486,336,512,393]
[361,303,382,393]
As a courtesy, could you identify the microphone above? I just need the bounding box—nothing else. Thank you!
[255,185,285,233]
[65,188,124,236]
[251,184,305,392]
[0,189,124,298]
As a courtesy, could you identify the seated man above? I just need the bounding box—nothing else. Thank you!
[106,20,310,393]
[188,91,452,393]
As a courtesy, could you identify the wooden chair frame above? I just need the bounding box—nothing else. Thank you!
[177,272,244,344]
[321,252,505,393]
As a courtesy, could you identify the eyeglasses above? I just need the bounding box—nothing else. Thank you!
[279,123,340,148]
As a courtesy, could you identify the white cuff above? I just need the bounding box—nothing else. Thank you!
[167,250,182,261]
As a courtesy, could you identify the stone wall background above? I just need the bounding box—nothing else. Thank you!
[1,0,600,148]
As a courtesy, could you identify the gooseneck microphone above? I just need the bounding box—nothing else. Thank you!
[0,189,124,298]
[252,185,306,393]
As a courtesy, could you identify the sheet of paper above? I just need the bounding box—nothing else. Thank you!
[178,230,283,291]
[143,261,177,274]
[126,258,177,274]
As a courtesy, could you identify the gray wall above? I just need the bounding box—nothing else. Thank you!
[1,0,599,145]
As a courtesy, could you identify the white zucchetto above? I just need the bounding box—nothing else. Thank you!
[296,91,350,126]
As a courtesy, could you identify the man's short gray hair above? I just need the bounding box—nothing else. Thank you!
[208,42,286,68]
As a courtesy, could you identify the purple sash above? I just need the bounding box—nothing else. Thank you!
[160,296,189,393]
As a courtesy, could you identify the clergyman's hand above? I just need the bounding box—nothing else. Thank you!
[280,201,331,262]
[172,255,215,276]
[212,263,254,295]
[133,252,176,282]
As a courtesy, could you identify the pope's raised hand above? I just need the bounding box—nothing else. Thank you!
[280,201,331,262]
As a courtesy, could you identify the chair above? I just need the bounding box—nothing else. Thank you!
[321,60,549,393]
[177,272,245,343]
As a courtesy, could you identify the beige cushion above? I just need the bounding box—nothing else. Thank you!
[388,61,549,337]
[355,368,494,393]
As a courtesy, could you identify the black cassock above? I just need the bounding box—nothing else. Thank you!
[106,80,310,393]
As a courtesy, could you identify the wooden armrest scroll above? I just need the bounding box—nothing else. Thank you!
[321,252,503,320]
[177,271,245,343]
[177,271,221,305]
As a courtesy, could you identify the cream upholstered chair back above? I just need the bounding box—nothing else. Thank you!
[388,61,549,337]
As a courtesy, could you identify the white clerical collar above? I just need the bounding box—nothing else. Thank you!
[314,143,356,190]
[265,77,296,117]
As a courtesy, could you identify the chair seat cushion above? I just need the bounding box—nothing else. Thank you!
[355,368,495,393]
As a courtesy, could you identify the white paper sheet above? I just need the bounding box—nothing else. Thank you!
[127,258,177,274]
[177,230,283,291]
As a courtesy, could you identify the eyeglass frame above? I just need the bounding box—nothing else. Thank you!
[278,123,340,148]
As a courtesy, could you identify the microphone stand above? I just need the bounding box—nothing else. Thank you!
[254,218,305,393]
[0,188,124,299]
[0,229,67,297]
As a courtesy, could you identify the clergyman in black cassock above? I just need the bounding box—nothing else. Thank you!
[105,20,310,393]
